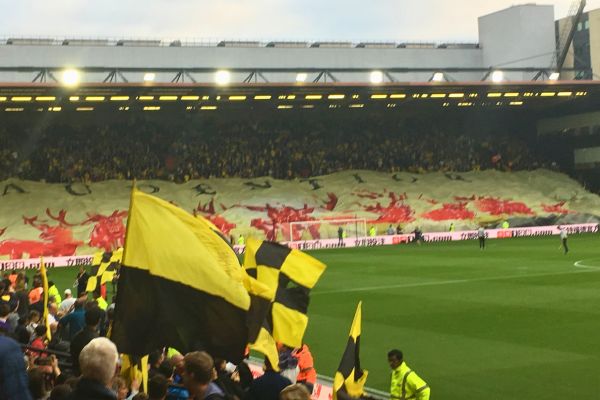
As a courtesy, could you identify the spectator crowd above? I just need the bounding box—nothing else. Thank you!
[0,116,552,183]
[0,269,319,400]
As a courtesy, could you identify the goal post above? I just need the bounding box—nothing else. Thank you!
[288,218,367,242]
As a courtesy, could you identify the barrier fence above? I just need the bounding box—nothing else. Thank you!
[1,223,597,270]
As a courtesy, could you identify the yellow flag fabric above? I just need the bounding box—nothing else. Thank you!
[121,354,149,394]
[250,327,280,371]
[333,302,368,400]
[86,248,123,293]
[112,189,252,361]
[40,258,51,341]
[122,189,250,310]
[243,237,326,370]
[244,237,326,348]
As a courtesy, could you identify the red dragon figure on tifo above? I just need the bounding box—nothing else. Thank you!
[364,192,415,224]
[194,199,236,235]
[0,211,84,259]
[46,209,128,252]
[0,209,128,259]
[231,203,320,241]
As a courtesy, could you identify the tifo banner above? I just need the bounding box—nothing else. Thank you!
[1,170,600,260]
[2,223,597,270]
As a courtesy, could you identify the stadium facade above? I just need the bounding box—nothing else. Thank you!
[0,2,599,188]
[0,4,580,83]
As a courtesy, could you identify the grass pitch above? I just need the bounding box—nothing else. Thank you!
[305,234,600,400]
[33,234,600,399]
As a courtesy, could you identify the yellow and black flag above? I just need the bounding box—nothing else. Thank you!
[111,189,252,362]
[86,249,123,293]
[333,302,368,400]
[243,237,326,367]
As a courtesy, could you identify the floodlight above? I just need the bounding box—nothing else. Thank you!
[431,72,445,82]
[548,72,560,81]
[215,70,231,85]
[143,72,156,82]
[62,69,80,86]
[296,73,307,82]
[370,70,384,84]
[491,70,504,83]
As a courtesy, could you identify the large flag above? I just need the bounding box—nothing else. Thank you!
[243,237,326,368]
[333,302,368,400]
[111,189,252,362]
[85,248,123,293]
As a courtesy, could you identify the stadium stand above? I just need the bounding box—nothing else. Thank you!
[0,117,551,183]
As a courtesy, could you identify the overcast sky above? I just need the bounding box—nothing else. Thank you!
[2,0,600,43]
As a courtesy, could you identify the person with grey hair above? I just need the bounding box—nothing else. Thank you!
[280,384,311,400]
[66,337,118,400]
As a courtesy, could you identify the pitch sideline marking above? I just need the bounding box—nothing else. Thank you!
[573,259,600,270]
[313,268,599,295]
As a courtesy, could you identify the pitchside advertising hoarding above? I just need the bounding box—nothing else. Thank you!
[284,222,599,251]
[0,223,598,270]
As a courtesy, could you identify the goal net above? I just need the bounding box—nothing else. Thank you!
[288,218,367,242]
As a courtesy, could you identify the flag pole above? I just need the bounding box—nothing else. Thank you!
[120,179,136,270]
[40,257,52,341]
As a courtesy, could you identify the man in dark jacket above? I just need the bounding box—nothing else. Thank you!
[0,334,32,400]
[70,306,103,374]
[66,337,119,400]
[246,358,291,400]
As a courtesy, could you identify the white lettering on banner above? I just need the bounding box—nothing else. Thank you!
[1,223,598,269]
[0,256,94,271]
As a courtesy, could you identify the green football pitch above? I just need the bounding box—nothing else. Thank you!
[26,233,600,399]
[305,234,600,400]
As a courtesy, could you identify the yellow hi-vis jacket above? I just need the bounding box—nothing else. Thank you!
[390,362,430,400]
[369,227,376,237]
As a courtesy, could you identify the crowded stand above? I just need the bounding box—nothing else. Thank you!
[0,262,320,400]
[0,116,552,183]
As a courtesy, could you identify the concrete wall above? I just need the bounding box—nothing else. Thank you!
[538,111,600,134]
[575,146,600,164]
[478,4,556,81]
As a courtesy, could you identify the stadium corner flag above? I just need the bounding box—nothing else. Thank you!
[111,189,251,362]
[333,302,368,400]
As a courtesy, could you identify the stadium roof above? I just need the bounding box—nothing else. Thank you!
[0,81,597,116]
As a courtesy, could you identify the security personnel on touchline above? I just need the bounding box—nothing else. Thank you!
[237,234,245,245]
[369,226,377,237]
[388,349,430,400]
[502,220,510,229]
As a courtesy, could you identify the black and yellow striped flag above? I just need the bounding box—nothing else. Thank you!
[243,237,326,368]
[111,189,252,362]
[86,249,123,293]
[333,302,368,400]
